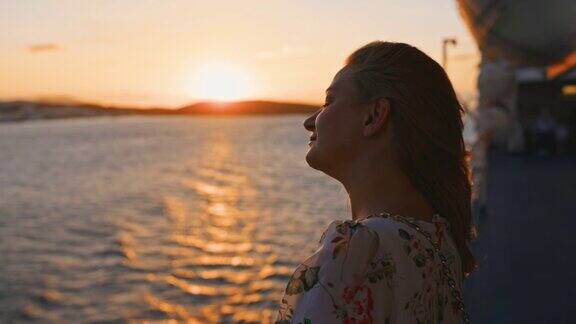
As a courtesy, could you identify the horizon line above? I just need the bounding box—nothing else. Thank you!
[0,96,323,110]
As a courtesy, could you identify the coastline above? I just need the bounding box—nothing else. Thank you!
[0,100,319,123]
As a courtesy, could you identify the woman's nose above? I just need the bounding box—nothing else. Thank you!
[303,111,318,132]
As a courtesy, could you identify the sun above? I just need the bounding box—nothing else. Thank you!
[190,61,256,102]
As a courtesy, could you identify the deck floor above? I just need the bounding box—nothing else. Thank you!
[464,149,576,323]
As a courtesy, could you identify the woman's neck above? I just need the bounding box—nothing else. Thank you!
[342,163,435,223]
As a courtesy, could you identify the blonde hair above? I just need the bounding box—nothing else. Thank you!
[345,41,477,275]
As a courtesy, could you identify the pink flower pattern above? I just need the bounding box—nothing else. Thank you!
[275,215,464,324]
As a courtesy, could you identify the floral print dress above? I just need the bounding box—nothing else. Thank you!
[275,213,465,324]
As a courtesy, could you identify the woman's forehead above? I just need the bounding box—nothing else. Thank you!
[327,68,354,94]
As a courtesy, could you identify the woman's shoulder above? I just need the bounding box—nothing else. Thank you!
[314,216,409,263]
[320,214,441,241]
[318,213,454,260]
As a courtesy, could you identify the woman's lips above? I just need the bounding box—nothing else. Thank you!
[308,134,316,146]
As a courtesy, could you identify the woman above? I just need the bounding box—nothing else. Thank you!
[275,41,477,323]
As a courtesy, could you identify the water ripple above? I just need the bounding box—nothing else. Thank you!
[0,116,348,322]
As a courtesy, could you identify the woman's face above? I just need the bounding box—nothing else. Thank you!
[303,67,366,177]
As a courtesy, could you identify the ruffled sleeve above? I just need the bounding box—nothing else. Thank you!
[275,219,397,323]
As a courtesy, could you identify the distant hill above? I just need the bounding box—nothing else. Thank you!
[0,99,319,122]
[0,100,177,122]
[177,100,319,115]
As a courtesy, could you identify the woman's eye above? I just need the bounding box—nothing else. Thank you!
[320,96,332,109]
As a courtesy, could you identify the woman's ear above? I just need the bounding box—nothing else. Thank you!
[363,97,390,137]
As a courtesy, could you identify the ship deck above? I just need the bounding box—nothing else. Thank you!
[465,149,576,323]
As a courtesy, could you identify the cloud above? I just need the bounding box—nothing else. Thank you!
[255,45,310,60]
[28,43,61,54]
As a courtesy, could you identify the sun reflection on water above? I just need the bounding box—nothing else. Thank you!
[150,129,281,322]
[0,116,343,323]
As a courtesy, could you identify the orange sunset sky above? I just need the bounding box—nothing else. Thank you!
[0,0,480,108]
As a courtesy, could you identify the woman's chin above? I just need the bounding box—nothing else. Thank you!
[305,144,324,171]
[305,145,318,167]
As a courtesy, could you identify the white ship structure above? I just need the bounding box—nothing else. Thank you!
[457,0,576,152]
